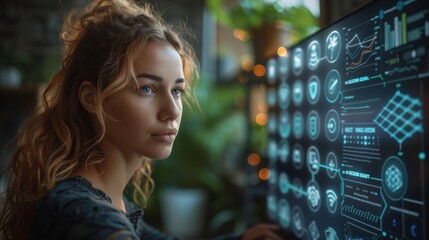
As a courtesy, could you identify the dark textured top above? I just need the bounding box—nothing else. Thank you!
[26,176,240,240]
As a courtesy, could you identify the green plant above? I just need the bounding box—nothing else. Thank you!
[206,0,319,40]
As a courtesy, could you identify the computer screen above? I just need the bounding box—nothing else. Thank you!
[265,0,428,239]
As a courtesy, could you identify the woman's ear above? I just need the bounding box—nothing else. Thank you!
[79,81,97,113]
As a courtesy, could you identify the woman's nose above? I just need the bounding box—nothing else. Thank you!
[158,94,181,121]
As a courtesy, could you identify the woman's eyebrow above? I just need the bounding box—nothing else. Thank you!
[136,72,185,83]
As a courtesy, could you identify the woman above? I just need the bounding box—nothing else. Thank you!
[0,0,281,239]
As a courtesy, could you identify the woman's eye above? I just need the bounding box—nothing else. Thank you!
[139,86,154,94]
[172,88,184,97]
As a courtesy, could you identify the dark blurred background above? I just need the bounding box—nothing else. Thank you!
[0,0,371,238]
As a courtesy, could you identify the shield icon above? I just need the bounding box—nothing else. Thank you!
[309,81,318,100]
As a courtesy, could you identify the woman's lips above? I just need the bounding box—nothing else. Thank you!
[152,129,177,143]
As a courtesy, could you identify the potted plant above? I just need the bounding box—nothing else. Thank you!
[206,0,319,60]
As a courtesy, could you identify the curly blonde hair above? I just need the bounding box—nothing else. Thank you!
[0,0,198,239]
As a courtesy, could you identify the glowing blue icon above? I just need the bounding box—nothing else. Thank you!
[292,48,304,76]
[292,144,304,169]
[278,83,290,110]
[382,156,408,201]
[325,109,341,141]
[278,140,289,163]
[292,80,304,106]
[292,178,304,198]
[267,139,277,163]
[266,58,277,84]
[279,172,290,194]
[267,88,277,107]
[293,111,304,139]
[326,152,338,178]
[278,199,291,228]
[325,31,341,63]
[324,70,341,103]
[279,111,291,139]
[277,55,289,80]
[325,227,339,240]
[386,165,403,192]
[307,146,320,174]
[307,40,321,70]
[309,220,320,240]
[268,168,277,186]
[267,112,277,134]
[307,76,320,104]
[267,194,277,220]
[411,224,417,237]
[307,181,321,212]
[292,206,305,238]
[326,189,338,213]
[307,111,320,140]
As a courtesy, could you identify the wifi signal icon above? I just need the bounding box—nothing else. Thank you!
[326,189,338,213]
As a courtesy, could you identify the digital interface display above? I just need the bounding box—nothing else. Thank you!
[265,0,428,239]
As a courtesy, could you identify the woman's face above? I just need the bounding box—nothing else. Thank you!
[102,41,185,160]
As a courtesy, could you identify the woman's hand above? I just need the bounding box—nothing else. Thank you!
[241,224,283,240]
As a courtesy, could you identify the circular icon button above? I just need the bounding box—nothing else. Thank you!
[325,70,341,103]
[325,31,341,63]
[307,76,321,104]
[307,110,320,140]
[292,48,304,76]
[325,109,341,141]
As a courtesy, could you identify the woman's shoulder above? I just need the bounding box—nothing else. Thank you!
[29,176,136,239]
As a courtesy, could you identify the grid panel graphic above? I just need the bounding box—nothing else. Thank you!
[374,90,423,144]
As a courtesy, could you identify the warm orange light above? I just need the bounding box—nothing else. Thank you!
[277,47,288,57]
[255,112,268,126]
[247,153,261,166]
[233,29,250,41]
[241,57,254,72]
[259,168,271,180]
[253,64,266,77]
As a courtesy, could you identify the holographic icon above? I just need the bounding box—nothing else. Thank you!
[325,152,338,178]
[278,199,291,228]
[324,70,341,103]
[325,109,341,141]
[307,146,320,175]
[292,144,304,169]
[382,156,408,201]
[278,140,289,163]
[267,112,277,134]
[292,206,305,238]
[326,189,338,213]
[307,110,320,140]
[386,165,403,192]
[374,91,423,147]
[278,83,290,110]
[279,172,290,194]
[292,80,304,106]
[325,30,341,63]
[268,167,277,186]
[309,220,320,240]
[307,40,321,70]
[267,139,277,163]
[292,48,304,76]
[266,58,277,84]
[277,55,289,81]
[267,88,277,107]
[307,76,321,104]
[307,181,321,212]
[325,227,339,240]
[279,111,291,139]
[267,194,277,220]
[293,111,304,139]
[292,178,304,198]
